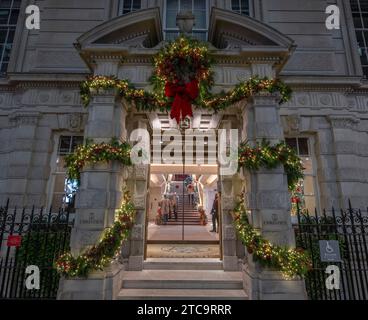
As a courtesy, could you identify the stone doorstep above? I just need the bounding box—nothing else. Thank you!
[117,289,248,300]
[143,258,223,270]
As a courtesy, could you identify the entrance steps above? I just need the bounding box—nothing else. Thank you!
[117,258,248,300]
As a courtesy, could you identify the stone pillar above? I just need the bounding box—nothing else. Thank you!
[242,93,307,300]
[58,88,129,300]
[328,116,368,209]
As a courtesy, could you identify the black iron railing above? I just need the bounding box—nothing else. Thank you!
[295,201,368,300]
[0,200,73,299]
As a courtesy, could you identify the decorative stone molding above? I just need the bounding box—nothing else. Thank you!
[328,115,359,130]
[8,111,40,127]
[58,113,87,132]
[282,114,301,135]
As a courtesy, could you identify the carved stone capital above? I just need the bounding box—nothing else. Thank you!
[328,116,359,130]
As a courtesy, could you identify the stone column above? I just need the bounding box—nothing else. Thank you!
[58,88,129,300]
[242,93,307,300]
[328,116,368,209]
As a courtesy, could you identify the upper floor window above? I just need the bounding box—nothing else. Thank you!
[285,137,319,216]
[350,0,368,78]
[0,0,21,76]
[165,0,208,41]
[231,0,250,15]
[118,0,141,15]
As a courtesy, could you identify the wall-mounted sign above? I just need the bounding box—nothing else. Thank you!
[319,240,341,262]
[7,235,22,247]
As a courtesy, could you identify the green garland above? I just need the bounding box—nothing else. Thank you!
[65,138,132,181]
[79,37,292,112]
[233,194,312,278]
[80,75,291,113]
[55,190,135,278]
[238,140,304,191]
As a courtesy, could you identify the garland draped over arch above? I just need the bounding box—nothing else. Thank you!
[54,37,306,278]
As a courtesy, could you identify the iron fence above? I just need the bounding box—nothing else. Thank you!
[295,201,368,300]
[0,200,73,299]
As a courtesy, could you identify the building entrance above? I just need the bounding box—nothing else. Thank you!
[145,164,221,258]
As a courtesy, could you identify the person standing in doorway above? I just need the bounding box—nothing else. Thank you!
[210,193,219,233]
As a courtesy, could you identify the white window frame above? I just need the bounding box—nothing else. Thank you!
[163,0,209,41]
[285,135,321,214]
[118,0,141,15]
[46,133,83,212]
[231,0,252,16]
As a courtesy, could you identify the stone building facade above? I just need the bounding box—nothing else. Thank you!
[0,0,367,300]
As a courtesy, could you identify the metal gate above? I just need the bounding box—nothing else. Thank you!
[295,201,368,300]
[0,200,73,299]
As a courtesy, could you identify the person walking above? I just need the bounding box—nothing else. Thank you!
[210,193,219,233]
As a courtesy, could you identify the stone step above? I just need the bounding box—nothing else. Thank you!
[143,258,223,270]
[117,288,248,300]
[118,269,246,300]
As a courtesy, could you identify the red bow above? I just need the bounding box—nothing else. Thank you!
[165,80,199,123]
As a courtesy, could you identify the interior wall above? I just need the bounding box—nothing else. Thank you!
[148,186,162,222]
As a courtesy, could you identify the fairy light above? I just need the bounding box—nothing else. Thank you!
[233,194,312,279]
[55,190,136,278]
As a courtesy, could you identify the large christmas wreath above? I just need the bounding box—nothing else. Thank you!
[80,36,292,122]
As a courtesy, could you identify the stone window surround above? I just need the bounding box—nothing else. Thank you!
[285,135,321,215]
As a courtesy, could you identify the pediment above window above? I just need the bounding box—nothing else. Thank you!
[76,8,163,50]
[209,8,295,50]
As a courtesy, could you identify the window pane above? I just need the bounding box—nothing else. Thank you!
[194,0,206,10]
[194,11,206,29]
[0,1,12,9]
[71,136,84,151]
[353,12,363,28]
[298,138,309,156]
[123,0,132,10]
[58,136,72,155]
[181,0,191,11]
[133,0,141,10]
[232,0,240,11]
[285,138,297,151]
[167,0,178,10]
[166,10,177,28]
[0,10,9,24]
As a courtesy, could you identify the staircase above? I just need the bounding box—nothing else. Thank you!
[166,181,201,226]
[117,258,248,300]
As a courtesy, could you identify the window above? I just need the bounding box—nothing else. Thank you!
[285,137,318,215]
[164,0,208,41]
[118,0,141,15]
[0,0,21,76]
[231,0,250,15]
[350,0,368,77]
[50,136,83,212]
